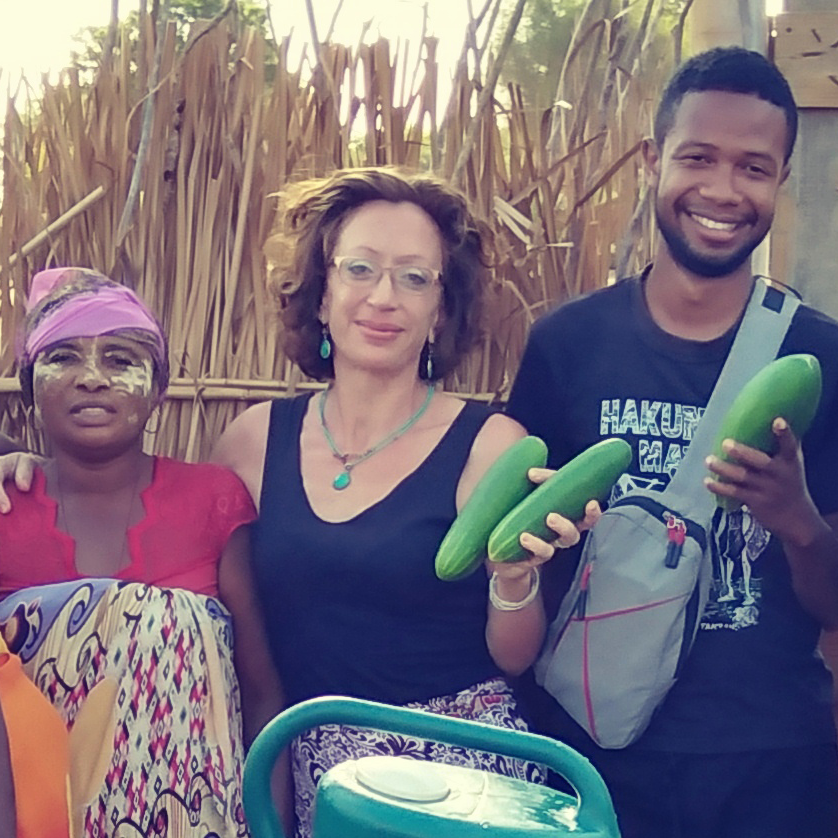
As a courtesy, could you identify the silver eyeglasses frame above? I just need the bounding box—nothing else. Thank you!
[331,256,442,295]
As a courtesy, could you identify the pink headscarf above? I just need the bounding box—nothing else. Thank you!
[19,268,168,387]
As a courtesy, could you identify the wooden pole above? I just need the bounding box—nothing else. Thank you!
[771,0,838,769]
[687,0,767,53]
[772,0,838,319]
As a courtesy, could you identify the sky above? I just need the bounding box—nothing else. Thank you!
[0,0,788,87]
[0,0,473,85]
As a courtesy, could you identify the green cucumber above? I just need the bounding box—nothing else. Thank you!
[487,437,632,563]
[711,353,822,511]
[434,435,548,581]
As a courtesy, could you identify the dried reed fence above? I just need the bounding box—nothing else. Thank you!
[0,0,684,462]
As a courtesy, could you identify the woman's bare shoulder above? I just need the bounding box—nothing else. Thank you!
[455,406,527,508]
[470,411,527,468]
[211,401,273,505]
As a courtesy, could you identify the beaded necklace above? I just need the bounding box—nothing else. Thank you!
[318,384,434,490]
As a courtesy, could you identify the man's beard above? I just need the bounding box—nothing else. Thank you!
[656,207,768,278]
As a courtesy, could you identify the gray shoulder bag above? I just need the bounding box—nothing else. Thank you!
[535,278,800,749]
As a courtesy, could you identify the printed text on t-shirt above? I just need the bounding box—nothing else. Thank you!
[600,399,706,478]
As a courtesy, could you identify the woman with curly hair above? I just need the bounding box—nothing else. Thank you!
[213,168,596,837]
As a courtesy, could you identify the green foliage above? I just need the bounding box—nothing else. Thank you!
[497,0,688,118]
[70,0,275,76]
[167,0,270,35]
[497,0,586,116]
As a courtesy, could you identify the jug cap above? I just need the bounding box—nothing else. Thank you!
[355,756,450,803]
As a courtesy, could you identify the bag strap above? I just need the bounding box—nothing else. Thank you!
[663,278,799,514]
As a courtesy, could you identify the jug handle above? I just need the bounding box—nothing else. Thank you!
[243,695,620,838]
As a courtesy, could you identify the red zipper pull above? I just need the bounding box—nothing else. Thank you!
[664,515,686,568]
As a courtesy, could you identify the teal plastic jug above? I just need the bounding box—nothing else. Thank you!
[243,696,621,838]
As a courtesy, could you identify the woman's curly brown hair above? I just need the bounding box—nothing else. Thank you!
[267,167,492,381]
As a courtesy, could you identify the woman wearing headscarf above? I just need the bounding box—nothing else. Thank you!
[0,267,281,837]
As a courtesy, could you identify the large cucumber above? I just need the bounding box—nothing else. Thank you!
[487,437,632,563]
[434,435,548,581]
[711,353,821,511]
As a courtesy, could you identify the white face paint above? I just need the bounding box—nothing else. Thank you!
[32,335,158,435]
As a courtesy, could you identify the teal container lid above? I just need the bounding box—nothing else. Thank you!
[243,696,621,838]
[313,755,587,837]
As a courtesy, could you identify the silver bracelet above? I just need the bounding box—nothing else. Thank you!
[489,567,541,611]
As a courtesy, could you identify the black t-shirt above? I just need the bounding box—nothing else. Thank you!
[252,395,501,706]
[507,273,838,753]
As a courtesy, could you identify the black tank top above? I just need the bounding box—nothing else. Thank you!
[252,394,502,705]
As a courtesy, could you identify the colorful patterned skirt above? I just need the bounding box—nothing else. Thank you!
[0,579,247,838]
[291,677,545,838]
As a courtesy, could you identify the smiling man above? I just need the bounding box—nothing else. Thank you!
[507,47,838,838]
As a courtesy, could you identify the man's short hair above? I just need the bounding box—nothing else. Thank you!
[654,46,798,162]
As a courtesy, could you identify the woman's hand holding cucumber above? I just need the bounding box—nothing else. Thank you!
[435,436,628,582]
[438,435,627,676]
[488,481,602,605]
[520,469,603,549]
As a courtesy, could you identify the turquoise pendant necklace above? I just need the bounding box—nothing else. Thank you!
[319,384,435,490]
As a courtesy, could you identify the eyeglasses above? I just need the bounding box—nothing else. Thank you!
[332,256,441,295]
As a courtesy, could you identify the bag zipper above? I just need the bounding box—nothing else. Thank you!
[553,495,707,643]
[611,494,707,566]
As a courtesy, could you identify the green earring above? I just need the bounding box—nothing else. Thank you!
[319,325,332,360]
